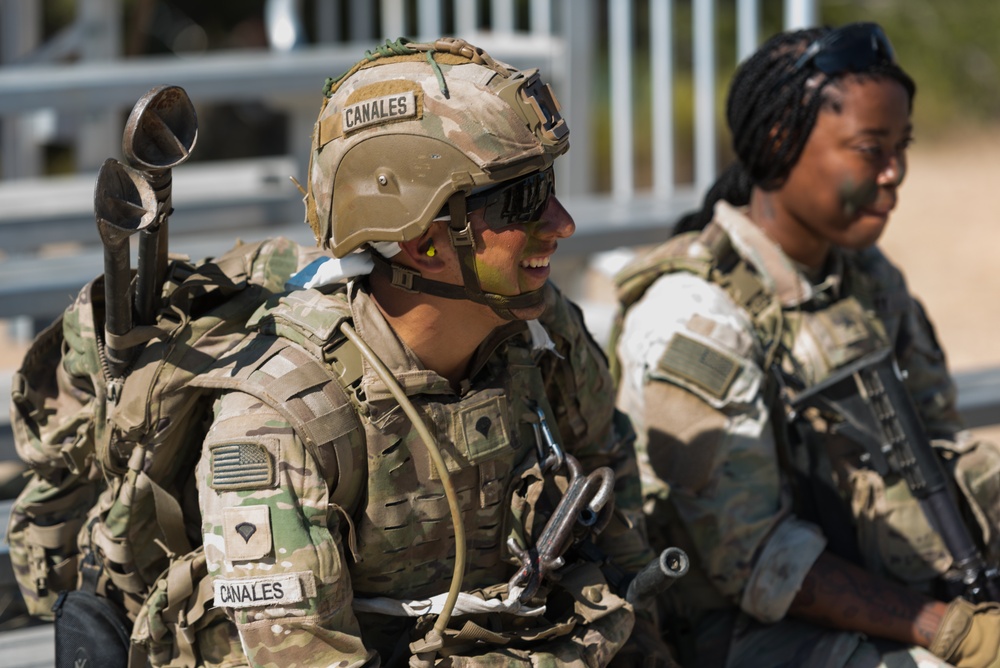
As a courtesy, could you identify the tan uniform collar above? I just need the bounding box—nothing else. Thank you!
[712,201,844,308]
[348,282,531,401]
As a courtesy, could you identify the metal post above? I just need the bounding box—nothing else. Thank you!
[610,0,634,199]
[784,0,818,30]
[383,0,405,40]
[651,0,674,199]
[417,0,442,40]
[0,0,43,179]
[737,0,759,62]
[265,0,306,51]
[693,0,717,195]
[492,0,516,35]
[531,0,553,36]
[76,0,121,173]
[558,0,593,196]
[454,0,478,36]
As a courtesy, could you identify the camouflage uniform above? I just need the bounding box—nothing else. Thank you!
[613,201,1000,667]
[197,280,648,667]
[10,37,658,668]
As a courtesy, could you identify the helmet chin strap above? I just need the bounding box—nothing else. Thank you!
[368,192,547,320]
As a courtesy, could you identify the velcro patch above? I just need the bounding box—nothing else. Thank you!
[213,571,317,609]
[658,333,740,400]
[223,506,273,562]
[343,91,416,134]
[454,395,510,466]
[210,442,274,490]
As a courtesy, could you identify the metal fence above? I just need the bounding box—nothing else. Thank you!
[0,0,824,325]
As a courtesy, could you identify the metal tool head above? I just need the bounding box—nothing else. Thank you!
[122,84,198,172]
[94,158,157,247]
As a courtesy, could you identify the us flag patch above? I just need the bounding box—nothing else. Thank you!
[210,443,275,490]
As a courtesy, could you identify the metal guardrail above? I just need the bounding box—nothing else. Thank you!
[0,155,701,321]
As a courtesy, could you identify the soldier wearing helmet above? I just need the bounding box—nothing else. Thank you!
[190,38,667,667]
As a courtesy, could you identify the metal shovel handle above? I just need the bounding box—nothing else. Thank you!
[122,85,199,325]
[94,158,157,378]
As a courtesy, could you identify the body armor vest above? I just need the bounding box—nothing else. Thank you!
[613,220,917,566]
[350,341,552,597]
[212,285,565,600]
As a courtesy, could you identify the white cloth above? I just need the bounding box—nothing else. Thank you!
[352,587,546,618]
[285,242,402,290]
[527,319,561,357]
[285,255,373,289]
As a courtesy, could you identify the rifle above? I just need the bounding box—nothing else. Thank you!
[788,346,1000,602]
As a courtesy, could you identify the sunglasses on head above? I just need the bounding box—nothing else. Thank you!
[465,168,555,230]
[794,22,895,75]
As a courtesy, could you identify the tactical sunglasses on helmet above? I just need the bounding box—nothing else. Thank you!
[794,22,895,75]
[464,167,555,230]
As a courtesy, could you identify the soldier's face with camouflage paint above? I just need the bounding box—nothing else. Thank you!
[469,194,576,320]
[757,76,912,268]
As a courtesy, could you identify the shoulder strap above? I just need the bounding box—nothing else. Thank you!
[191,334,366,514]
[609,220,786,378]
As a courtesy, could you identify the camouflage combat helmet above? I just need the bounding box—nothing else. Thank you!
[304,36,570,318]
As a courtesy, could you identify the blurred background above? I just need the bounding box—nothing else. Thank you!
[1,0,999,661]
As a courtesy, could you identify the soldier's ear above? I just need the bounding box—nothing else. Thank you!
[398,228,447,273]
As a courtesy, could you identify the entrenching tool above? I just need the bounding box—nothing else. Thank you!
[94,158,157,380]
[122,85,198,326]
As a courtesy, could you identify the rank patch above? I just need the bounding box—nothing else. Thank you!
[223,506,273,562]
[658,333,740,400]
[454,395,509,467]
[210,442,274,490]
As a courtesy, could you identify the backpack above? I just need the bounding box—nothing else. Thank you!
[8,236,366,665]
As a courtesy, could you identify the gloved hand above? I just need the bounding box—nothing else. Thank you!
[929,598,1000,668]
[607,616,680,668]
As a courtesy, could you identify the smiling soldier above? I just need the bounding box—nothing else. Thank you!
[187,37,668,668]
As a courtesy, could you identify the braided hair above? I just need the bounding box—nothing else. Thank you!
[674,25,916,235]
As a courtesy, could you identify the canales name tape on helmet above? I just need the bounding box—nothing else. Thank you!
[342,91,417,133]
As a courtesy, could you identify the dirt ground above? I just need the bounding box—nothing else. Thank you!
[3,128,1000,426]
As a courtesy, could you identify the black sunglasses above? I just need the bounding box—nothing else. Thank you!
[794,22,895,75]
[464,168,555,230]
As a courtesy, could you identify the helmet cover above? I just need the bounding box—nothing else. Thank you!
[305,37,569,256]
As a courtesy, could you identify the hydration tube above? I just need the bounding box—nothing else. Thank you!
[338,322,466,666]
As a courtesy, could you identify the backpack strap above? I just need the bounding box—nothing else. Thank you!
[609,220,786,378]
[191,334,366,514]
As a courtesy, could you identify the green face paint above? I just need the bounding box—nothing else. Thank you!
[839,177,879,217]
[473,259,515,295]
[472,223,550,297]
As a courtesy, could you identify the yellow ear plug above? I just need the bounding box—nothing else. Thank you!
[426,245,436,257]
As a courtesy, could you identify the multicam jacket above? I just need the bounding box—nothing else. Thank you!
[197,280,649,667]
[613,202,1000,635]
